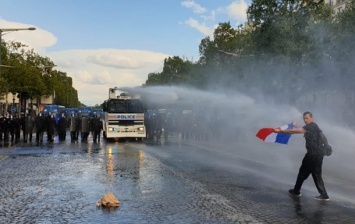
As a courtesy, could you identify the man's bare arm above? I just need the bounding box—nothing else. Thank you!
[273,127,305,134]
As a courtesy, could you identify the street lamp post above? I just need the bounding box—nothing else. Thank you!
[12,93,15,114]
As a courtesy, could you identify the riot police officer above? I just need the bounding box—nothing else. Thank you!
[9,115,16,143]
[80,115,91,142]
[0,115,4,142]
[57,113,67,141]
[90,114,102,143]
[3,115,11,143]
[69,114,79,142]
[46,113,56,142]
[13,114,21,142]
[145,112,155,140]
[35,113,45,143]
[24,113,35,143]
[74,114,80,141]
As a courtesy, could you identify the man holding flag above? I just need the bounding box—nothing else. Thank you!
[273,111,330,201]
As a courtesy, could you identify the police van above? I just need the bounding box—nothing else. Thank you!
[42,104,66,118]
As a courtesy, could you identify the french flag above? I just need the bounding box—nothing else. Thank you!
[256,122,294,144]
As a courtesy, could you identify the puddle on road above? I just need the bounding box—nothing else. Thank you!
[4,146,54,157]
[82,147,101,154]
[1,140,176,223]
[45,142,159,191]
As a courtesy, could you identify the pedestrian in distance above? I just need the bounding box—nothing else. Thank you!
[273,111,330,201]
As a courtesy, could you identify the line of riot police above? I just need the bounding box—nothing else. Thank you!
[67,113,102,143]
[144,107,249,144]
[0,113,22,143]
[145,109,175,143]
[0,111,103,144]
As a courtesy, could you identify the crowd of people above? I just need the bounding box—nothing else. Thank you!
[0,111,102,144]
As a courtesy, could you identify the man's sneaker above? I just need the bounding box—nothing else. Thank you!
[288,189,301,197]
[314,195,330,201]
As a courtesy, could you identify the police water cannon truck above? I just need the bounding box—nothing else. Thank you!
[102,87,146,140]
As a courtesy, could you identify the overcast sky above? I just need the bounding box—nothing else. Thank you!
[0,0,250,106]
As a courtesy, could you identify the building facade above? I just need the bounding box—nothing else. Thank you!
[326,0,350,13]
[0,93,54,116]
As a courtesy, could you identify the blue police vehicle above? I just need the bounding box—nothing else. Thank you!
[77,106,93,117]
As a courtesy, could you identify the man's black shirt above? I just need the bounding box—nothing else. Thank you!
[303,122,323,156]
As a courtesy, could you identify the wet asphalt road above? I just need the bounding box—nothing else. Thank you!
[0,134,355,224]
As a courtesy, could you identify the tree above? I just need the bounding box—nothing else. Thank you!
[145,56,194,86]
[145,72,162,86]
[141,0,353,107]
[245,0,335,103]
[330,0,355,95]
[0,40,80,112]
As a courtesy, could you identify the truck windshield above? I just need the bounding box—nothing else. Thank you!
[107,100,144,113]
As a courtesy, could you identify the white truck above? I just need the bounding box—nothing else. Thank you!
[102,87,146,140]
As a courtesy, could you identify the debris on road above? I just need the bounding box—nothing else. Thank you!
[96,192,120,207]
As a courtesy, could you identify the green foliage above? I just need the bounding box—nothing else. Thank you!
[145,56,195,86]
[143,0,353,105]
[0,41,80,108]
[330,0,355,90]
